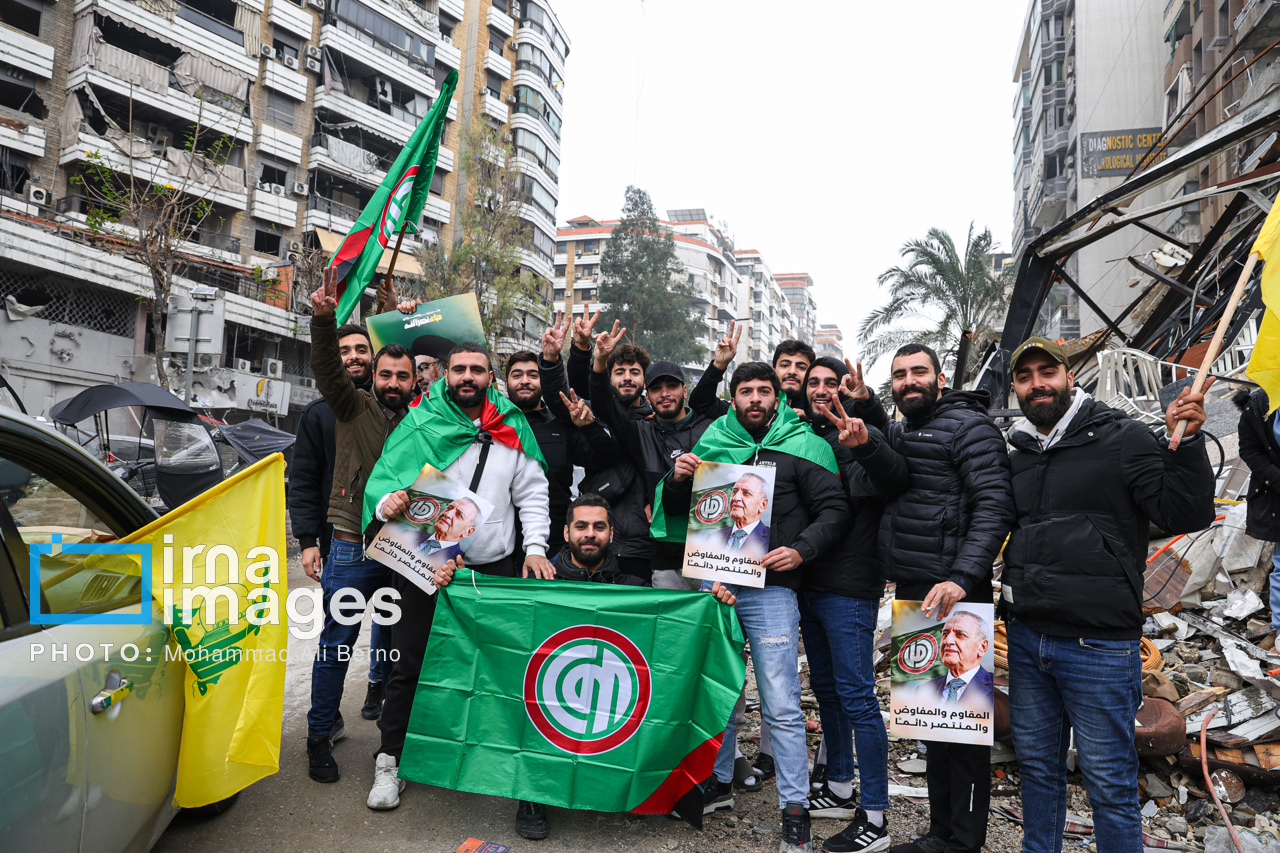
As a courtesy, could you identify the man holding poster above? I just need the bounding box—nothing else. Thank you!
[654,362,848,852]
[890,604,996,741]
[683,464,777,585]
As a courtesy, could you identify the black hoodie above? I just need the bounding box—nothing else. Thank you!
[800,357,911,599]
[550,545,646,585]
[854,388,1014,597]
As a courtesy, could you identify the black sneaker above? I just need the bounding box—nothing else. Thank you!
[307,735,339,783]
[515,800,549,840]
[703,778,734,814]
[808,783,859,820]
[887,834,946,853]
[780,802,812,853]
[329,711,347,745]
[361,681,384,721]
[824,810,890,853]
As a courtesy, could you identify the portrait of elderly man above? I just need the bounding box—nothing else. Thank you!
[700,472,771,557]
[915,609,995,709]
[413,497,480,567]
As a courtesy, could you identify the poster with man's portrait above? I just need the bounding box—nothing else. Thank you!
[889,600,996,746]
[681,461,776,589]
[365,462,494,595]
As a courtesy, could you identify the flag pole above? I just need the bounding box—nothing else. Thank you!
[1169,250,1260,450]
[383,225,408,286]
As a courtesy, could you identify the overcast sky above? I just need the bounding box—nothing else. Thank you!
[548,0,1026,372]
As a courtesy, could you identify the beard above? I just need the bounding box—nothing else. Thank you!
[375,385,409,410]
[735,404,776,432]
[447,380,487,409]
[345,360,372,386]
[892,377,940,420]
[507,386,542,412]
[613,383,642,405]
[569,538,609,569]
[1018,385,1073,428]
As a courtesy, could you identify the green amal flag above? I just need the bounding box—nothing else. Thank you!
[649,405,838,542]
[399,571,746,815]
[326,69,459,325]
[890,625,949,684]
[362,378,546,530]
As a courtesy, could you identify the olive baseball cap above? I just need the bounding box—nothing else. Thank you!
[1010,336,1070,370]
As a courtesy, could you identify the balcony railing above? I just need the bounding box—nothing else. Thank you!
[308,194,364,220]
[332,19,435,77]
[515,58,561,102]
[176,3,243,45]
[56,193,242,253]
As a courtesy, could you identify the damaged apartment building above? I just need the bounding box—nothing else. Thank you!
[0,0,568,427]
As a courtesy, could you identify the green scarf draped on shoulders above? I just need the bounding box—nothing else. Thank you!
[362,377,546,530]
[649,405,837,542]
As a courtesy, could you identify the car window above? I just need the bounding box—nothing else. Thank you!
[0,453,142,617]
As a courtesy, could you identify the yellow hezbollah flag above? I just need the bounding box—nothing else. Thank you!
[119,454,288,807]
[1247,203,1280,414]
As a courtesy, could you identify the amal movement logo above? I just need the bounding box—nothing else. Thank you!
[378,166,419,247]
[404,494,442,525]
[694,490,729,525]
[898,631,940,675]
[524,625,651,755]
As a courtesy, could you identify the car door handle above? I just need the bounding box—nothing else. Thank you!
[91,679,133,714]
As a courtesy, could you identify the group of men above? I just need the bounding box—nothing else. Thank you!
[289,268,1217,853]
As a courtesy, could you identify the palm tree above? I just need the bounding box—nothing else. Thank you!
[858,225,1011,383]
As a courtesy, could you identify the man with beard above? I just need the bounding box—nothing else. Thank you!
[291,323,392,724]
[799,356,909,853]
[656,362,850,853]
[848,343,1013,853]
[591,321,714,589]
[689,325,816,420]
[363,341,553,811]
[305,271,418,785]
[504,348,622,556]
[540,311,655,582]
[1001,338,1214,853]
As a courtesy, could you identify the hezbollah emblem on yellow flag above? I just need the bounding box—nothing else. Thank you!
[118,454,288,807]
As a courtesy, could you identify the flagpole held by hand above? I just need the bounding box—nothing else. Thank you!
[382,226,409,295]
[1169,250,1259,449]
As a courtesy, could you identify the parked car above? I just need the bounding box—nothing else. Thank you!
[0,404,236,852]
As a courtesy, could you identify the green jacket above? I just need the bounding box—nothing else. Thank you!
[310,314,404,534]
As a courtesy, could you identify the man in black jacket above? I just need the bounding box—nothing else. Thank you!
[1235,387,1280,638]
[503,349,622,557]
[852,343,1013,853]
[801,356,909,853]
[1002,338,1214,853]
[664,362,851,853]
[689,323,816,420]
[290,323,389,724]
[591,320,713,590]
[538,313,652,581]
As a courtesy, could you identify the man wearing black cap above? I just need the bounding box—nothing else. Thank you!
[1002,336,1215,853]
[589,320,713,589]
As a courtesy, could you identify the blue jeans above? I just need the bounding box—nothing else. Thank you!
[707,583,808,808]
[799,591,889,812]
[1271,550,1280,633]
[1008,619,1142,853]
[307,539,392,738]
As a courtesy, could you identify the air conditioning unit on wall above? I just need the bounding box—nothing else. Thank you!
[27,186,49,205]
[305,45,322,60]
[305,57,321,73]
[283,55,299,70]
[235,358,252,372]
[293,181,309,196]
[264,358,284,379]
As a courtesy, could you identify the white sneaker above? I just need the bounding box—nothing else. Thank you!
[367,753,405,810]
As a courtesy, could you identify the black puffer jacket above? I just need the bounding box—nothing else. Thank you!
[1003,396,1215,638]
[1236,389,1280,542]
[801,358,910,599]
[550,545,646,585]
[590,368,712,572]
[856,389,1014,595]
[289,397,338,557]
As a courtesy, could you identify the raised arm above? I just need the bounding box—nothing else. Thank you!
[308,270,362,422]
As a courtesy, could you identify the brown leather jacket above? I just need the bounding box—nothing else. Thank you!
[310,314,404,534]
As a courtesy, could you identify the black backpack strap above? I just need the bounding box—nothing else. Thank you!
[469,431,493,493]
